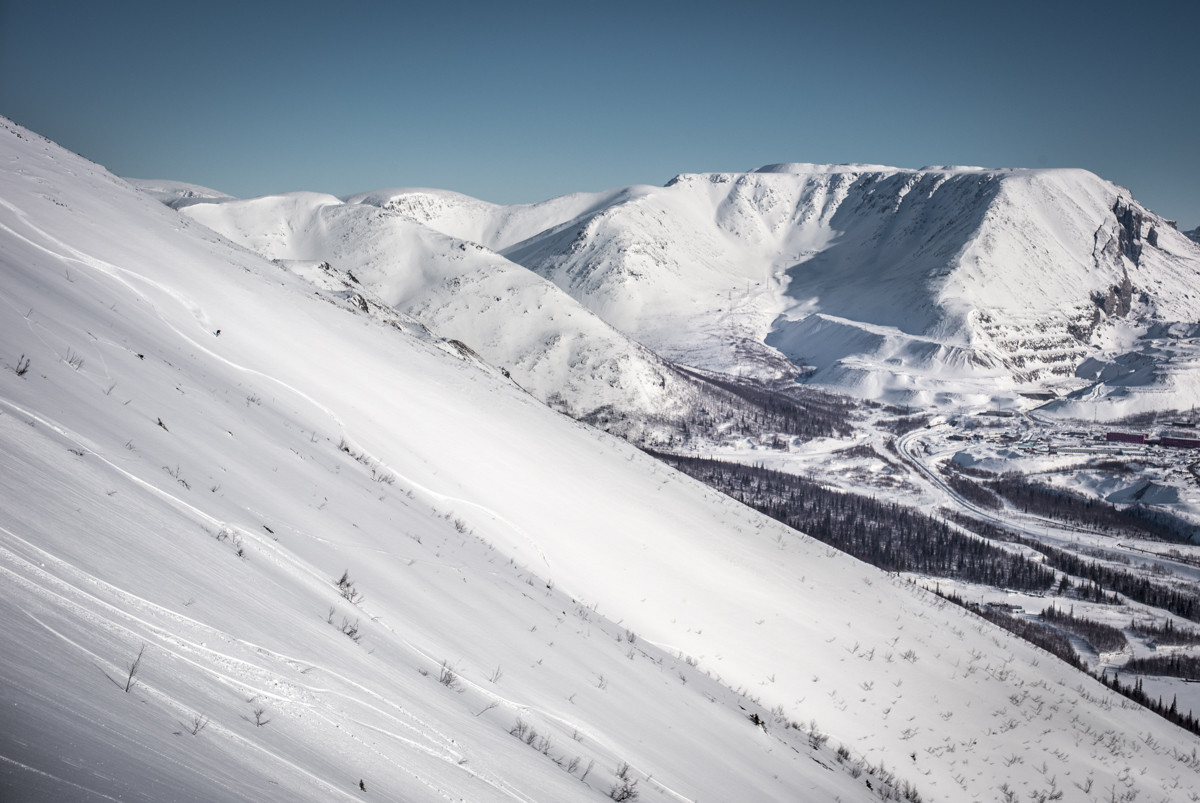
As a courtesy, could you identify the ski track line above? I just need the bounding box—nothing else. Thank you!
[7,199,570,796]
[8,597,438,803]
[327,712,536,803]
[14,597,496,803]
[1,196,354,451]
[0,394,392,629]
[0,547,306,708]
[0,524,485,767]
[0,754,125,803]
[0,198,215,334]
[3,657,258,803]
[0,403,504,765]
[19,666,276,803]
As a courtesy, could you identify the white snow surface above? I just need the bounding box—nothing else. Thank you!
[4,119,1200,802]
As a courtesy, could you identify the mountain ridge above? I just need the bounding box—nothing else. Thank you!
[143,161,1200,421]
[371,164,1200,415]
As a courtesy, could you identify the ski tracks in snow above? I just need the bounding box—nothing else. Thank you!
[0,754,126,803]
[0,520,536,801]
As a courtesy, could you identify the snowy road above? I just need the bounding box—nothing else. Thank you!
[895,427,1200,582]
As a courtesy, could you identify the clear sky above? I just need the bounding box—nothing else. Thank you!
[3,0,1197,227]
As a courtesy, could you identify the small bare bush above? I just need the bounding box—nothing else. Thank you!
[182,714,209,735]
[807,719,829,750]
[335,570,364,604]
[339,617,362,643]
[123,644,145,692]
[438,660,460,690]
[609,762,639,801]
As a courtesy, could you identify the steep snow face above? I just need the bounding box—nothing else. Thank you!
[948,171,1200,417]
[178,191,699,434]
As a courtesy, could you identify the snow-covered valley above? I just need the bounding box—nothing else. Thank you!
[4,116,1200,803]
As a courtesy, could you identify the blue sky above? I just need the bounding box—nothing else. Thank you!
[3,0,1198,227]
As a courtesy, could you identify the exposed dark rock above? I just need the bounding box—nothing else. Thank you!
[1113,199,1146,265]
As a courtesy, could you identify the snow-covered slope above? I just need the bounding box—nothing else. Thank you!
[364,165,1200,415]
[171,188,704,438]
[6,118,1200,803]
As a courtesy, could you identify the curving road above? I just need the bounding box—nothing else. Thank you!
[894,426,1200,583]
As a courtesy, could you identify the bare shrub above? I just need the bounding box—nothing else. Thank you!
[438,660,460,690]
[807,719,829,750]
[123,644,145,692]
[609,762,639,801]
[339,617,362,643]
[335,570,364,604]
[182,714,209,735]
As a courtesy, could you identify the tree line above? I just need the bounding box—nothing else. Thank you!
[650,453,1056,591]
[649,450,1200,737]
[938,592,1200,738]
[1040,605,1128,653]
[949,513,1200,621]
[983,472,1194,542]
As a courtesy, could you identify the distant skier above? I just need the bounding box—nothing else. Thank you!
[214,329,221,337]
[359,779,366,792]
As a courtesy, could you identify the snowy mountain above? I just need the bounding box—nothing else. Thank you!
[1186,226,1200,245]
[161,185,856,444]
[6,116,1200,803]
[167,188,708,440]
[323,165,1200,417]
